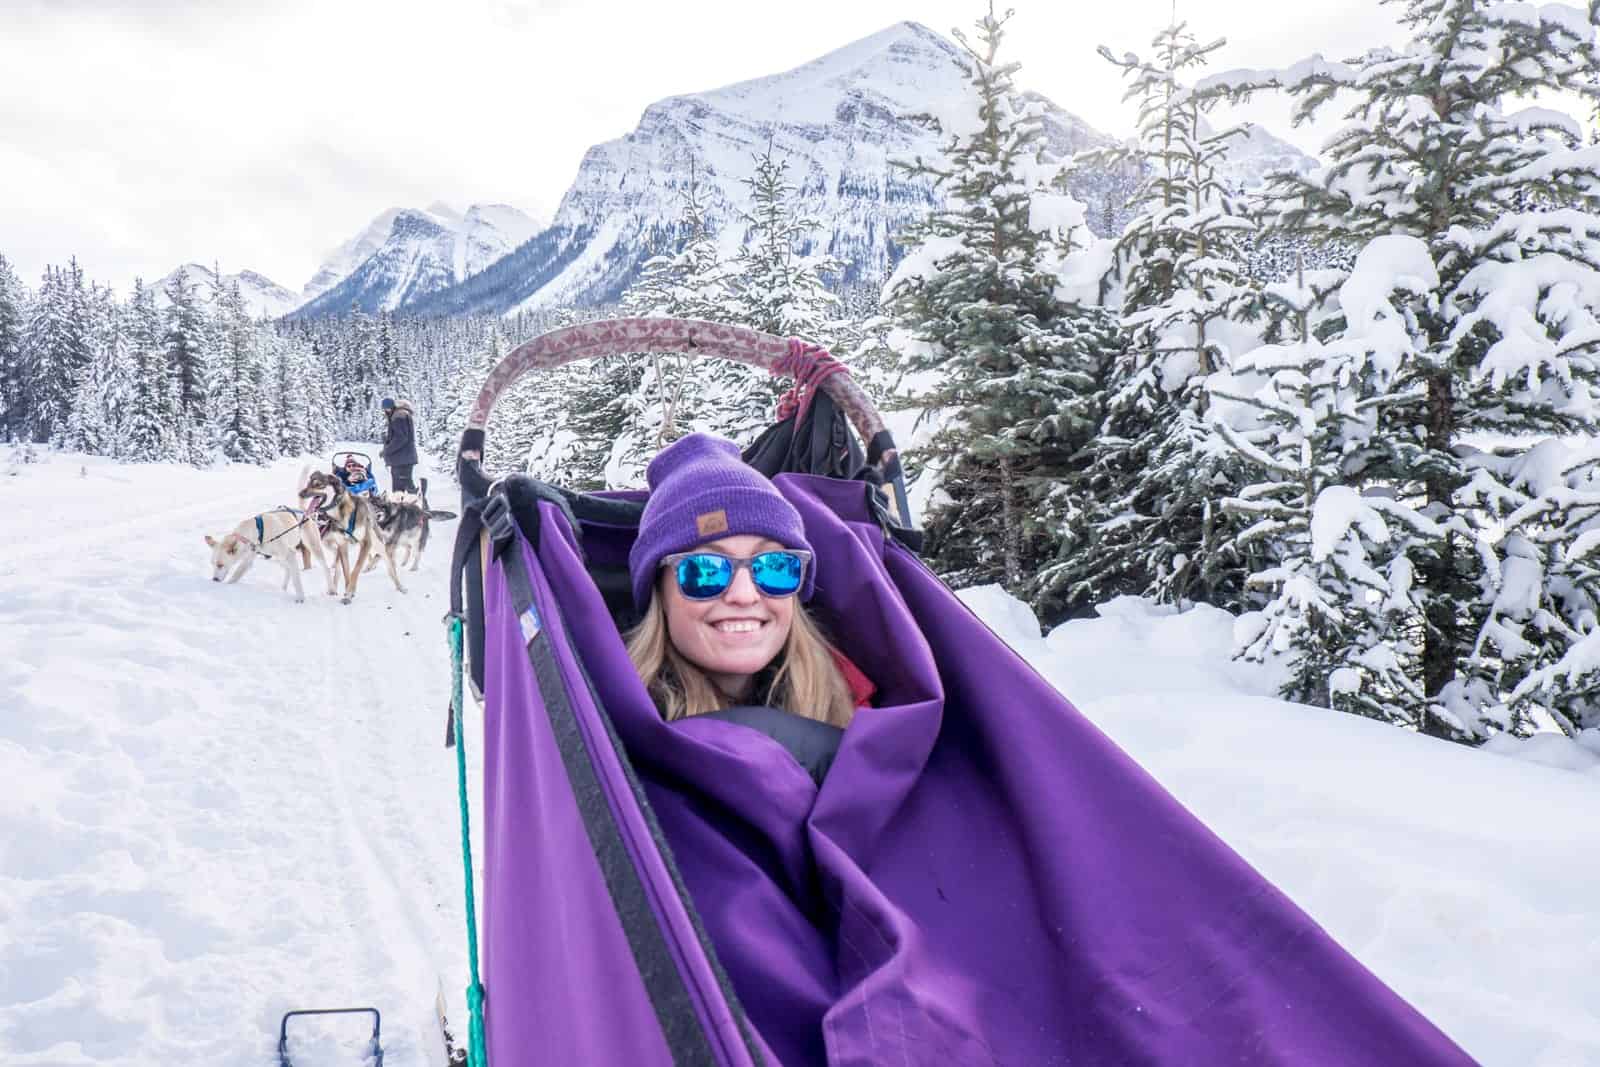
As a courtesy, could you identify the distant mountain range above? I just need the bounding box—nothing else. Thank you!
[292,202,542,316]
[170,22,1317,321]
[152,263,301,319]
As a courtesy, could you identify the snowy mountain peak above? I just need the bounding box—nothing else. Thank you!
[301,208,413,302]
[424,200,465,224]
[153,262,299,319]
[295,202,542,315]
[402,22,1119,316]
[1196,115,1318,189]
[698,21,961,123]
[370,23,1316,317]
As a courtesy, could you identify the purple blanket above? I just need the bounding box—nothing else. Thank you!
[478,474,1474,1065]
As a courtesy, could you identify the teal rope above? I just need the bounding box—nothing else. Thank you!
[448,615,489,1067]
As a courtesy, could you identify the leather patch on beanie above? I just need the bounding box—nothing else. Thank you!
[696,509,729,537]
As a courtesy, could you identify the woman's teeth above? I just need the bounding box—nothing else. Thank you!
[714,620,762,634]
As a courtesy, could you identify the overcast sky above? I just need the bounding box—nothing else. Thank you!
[2,0,1415,297]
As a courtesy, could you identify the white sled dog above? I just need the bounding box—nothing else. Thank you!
[204,500,335,603]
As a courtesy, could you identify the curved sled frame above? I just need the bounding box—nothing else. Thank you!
[456,317,909,516]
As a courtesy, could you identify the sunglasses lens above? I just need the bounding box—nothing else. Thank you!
[750,551,804,597]
[676,553,733,599]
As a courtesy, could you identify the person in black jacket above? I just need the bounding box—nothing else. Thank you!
[380,398,419,493]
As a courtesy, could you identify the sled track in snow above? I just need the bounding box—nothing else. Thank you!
[0,454,471,1066]
[0,481,277,575]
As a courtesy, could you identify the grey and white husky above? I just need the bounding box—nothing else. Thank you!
[372,478,458,571]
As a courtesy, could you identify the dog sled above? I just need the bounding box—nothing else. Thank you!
[332,450,379,495]
[442,318,1472,1065]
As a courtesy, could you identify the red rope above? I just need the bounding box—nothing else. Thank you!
[774,338,850,422]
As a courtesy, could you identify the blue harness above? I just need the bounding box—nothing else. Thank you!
[253,507,308,557]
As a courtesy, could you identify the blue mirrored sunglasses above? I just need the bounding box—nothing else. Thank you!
[660,549,812,600]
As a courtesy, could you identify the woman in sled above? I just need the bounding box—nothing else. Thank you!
[625,432,875,785]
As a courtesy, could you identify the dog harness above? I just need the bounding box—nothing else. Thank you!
[253,506,309,558]
[313,508,360,540]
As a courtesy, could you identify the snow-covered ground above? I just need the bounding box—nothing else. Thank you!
[2,449,1596,1065]
[0,448,476,1066]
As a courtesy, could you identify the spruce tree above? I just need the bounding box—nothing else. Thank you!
[124,279,175,462]
[885,2,1108,598]
[65,283,125,456]
[1208,0,1600,740]
[163,268,213,464]
[0,254,27,442]
[1064,20,1262,612]
[23,261,94,444]
[615,159,742,484]
[1210,242,1443,720]
[214,279,267,463]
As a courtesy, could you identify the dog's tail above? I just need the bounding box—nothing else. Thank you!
[418,478,456,520]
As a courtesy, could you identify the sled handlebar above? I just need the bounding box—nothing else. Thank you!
[456,317,911,520]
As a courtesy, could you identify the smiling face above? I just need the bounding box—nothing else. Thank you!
[660,534,796,701]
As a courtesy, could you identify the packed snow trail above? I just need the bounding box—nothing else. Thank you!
[0,450,477,1066]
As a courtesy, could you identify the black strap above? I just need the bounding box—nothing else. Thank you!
[500,534,755,1065]
[445,499,489,747]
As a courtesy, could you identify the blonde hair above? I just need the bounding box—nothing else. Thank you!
[625,584,857,728]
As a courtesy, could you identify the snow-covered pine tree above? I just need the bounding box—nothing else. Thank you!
[1209,239,1442,720]
[214,279,269,464]
[721,143,850,440]
[303,337,336,453]
[884,2,1104,598]
[163,268,213,464]
[1063,20,1262,612]
[95,284,135,457]
[1206,0,1600,740]
[1024,300,1127,622]
[612,159,741,485]
[0,253,27,442]
[271,332,311,459]
[375,311,400,404]
[124,279,175,462]
[64,282,127,456]
[23,260,95,445]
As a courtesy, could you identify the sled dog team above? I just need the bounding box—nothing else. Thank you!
[204,463,456,604]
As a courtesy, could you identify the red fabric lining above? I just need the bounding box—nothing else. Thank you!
[829,648,877,708]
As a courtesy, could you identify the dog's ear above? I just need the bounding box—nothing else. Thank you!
[204,534,216,547]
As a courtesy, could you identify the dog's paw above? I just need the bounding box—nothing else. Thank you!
[340,596,353,605]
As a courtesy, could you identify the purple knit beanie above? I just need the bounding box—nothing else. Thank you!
[628,433,814,609]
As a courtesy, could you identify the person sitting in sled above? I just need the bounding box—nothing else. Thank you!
[625,433,874,784]
[337,454,376,495]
